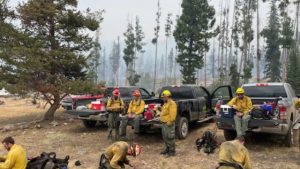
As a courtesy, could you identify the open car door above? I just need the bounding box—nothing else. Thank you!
[211,85,233,108]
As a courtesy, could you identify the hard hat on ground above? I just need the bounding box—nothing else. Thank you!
[236,88,245,94]
[161,90,171,97]
[130,144,141,157]
[112,89,120,96]
[133,90,141,97]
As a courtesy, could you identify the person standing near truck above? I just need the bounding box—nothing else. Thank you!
[120,90,145,138]
[217,136,252,169]
[227,88,253,137]
[159,90,177,157]
[107,89,125,141]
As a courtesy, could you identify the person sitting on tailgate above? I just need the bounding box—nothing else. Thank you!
[227,88,253,137]
[127,90,145,134]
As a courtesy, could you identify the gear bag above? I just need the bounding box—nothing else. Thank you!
[195,131,218,155]
[26,152,69,169]
[250,108,272,120]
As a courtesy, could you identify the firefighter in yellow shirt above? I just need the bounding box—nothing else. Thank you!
[128,90,145,134]
[107,89,125,141]
[0,137,27,169]
[217,136,252,169]
[99,141,141,169]
[227,88,253,137]
[159,90,177,157]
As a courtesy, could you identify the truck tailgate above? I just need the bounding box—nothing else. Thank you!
[66,110,103,117]
[216,117,279,128]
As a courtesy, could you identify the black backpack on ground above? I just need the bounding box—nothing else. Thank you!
[195,131,218,155]
[250,108,272,120]
[26,152,69,169]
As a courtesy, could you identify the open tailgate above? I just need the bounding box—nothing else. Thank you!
[216,117,279,128]
[66,110,104,117]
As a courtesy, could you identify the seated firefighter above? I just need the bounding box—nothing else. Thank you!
[0,137,27,169]
[227,88,253,137]
[106,89,125,141]
[120,90,145,138]
[217,136,252,169]
[99,141,141,169]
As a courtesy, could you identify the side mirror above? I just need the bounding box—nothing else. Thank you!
[297,94,300,98]
[151,92,155,97]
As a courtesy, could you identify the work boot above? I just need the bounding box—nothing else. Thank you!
[166,150,176,157]
[160,148,169,155]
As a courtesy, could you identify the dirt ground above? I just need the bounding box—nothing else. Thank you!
[0,98,299,169]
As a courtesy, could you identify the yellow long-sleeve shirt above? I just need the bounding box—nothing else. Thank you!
[227,96,253,115]
[218,140,252,169]
[0,144,27,169]
[127,99,145,115]
[160,99,177,125]
[104,141,129,169]
[107,97,125,112]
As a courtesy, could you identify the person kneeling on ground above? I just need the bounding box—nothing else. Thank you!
[99,141,141,169]
[0,137,27,169]
[227,88,253,137]
[217,136,252,169]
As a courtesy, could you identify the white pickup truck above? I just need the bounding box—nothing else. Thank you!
[216,83,300,147]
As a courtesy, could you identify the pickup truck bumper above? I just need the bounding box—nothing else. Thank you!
[66,110,108,122]
[216,117,289,136]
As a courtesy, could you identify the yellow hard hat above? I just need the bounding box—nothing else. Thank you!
[161,90,171,97]
[236,88,245,94]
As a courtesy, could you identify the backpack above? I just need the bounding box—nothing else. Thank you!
[26,152,69,169]
[250,108,272,120]
[195,131,218,155]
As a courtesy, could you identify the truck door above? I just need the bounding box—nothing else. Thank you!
[211,86,233,108]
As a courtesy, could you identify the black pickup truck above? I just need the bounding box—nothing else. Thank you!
[134,85,233,139]
[67,86,155,128]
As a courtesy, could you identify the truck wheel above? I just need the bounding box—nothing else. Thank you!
[285,121,294,147]
[82,120,97,128]
[177,117,189,139]
[223,130,236,141]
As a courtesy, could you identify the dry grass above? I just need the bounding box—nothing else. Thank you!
[0,98,299,169]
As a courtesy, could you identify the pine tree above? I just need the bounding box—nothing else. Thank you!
[1,0,100,120]
[173,0,216,84]
[287,44,300,94]
[134,16,145,71]
[229,63,240,91]
[164,13,173,85]
[261,0,281,82]
[110,37,121,86]
[123,22,135,85]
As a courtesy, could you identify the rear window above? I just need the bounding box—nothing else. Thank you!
[243,86,287,98]
[104,88,136,98]
[161,87,194,99]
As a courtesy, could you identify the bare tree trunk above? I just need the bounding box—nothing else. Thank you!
[153,42,158,92]
[256,0,260,82]
[204,51,207,87]
[164,37,168,85]
[174,46,177,84]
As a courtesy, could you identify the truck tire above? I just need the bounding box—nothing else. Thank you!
[285,121,294,147]
[223,130,236,141]
[177,117,189,139]
[82,120,97,128]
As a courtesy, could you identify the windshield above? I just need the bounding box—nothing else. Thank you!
[243,86,287,98]
[161,86,194,99]
[104,87,137,98]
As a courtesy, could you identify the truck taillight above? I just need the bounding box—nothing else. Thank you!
[215,101,222,115]
[278,104,287,120]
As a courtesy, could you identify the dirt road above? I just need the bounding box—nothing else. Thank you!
[0,98,299,169]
